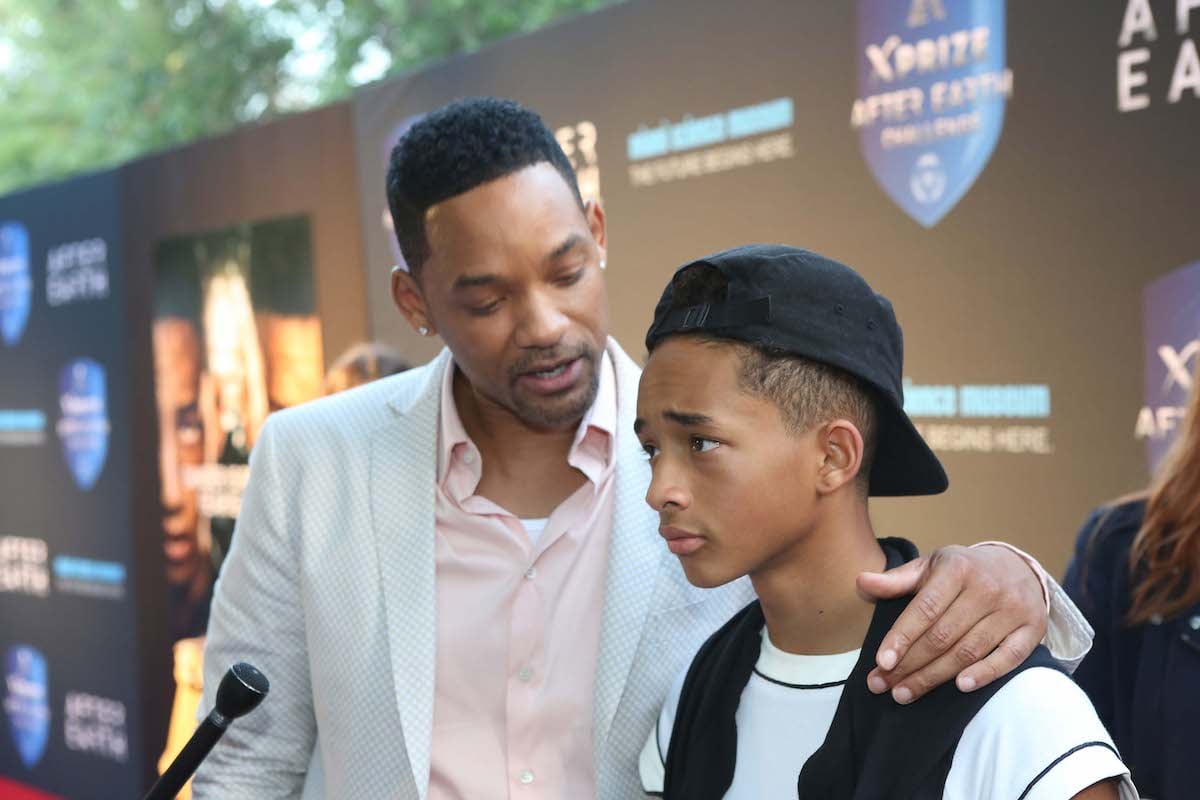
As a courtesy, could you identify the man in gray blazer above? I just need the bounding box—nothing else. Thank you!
[193,98,1091,799]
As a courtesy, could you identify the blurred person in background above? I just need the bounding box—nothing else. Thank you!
[1065,361,1200,799]
[323,341,410,395]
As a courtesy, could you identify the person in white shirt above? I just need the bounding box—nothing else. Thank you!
[635,245,1135,799]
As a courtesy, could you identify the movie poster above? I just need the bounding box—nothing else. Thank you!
[151,214,323,792]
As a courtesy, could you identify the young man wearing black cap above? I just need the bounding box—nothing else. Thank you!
[635,245,1136,799]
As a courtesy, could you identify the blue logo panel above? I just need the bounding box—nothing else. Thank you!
[855,0,1009,226]
[1142,262,1200,472]
[4,645,50,770]
[0,222,32,346]
[57,358,111,490]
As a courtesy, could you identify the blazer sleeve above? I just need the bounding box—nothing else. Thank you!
[192,415,316,798]
[1062,506,1117,731]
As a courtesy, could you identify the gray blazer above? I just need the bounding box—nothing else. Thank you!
[192,339,754,799]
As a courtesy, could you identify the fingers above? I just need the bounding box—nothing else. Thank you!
[856,556,928,602]
[871,552,965,672]
[953,624,1042,692]
[868,609,1043,703]
[867,610,1003,701]
[872,579,987,687]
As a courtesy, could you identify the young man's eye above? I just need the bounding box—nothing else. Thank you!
[640,442,659,460]
[690,436,721,454]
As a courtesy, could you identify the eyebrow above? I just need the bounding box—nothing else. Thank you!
[549,233,585,262]
[633,410,715,435]
[449,234,586,292]
[664,410,714,427]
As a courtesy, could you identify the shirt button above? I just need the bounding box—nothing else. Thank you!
[1190,615,1200,631]
[518,666,534,683]
[524,566,537,580]
[518,769,535,785]
[463,451,476,465]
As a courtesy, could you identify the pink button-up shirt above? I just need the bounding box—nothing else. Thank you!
[428,353,618,799]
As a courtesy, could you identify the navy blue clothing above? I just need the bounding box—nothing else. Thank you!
[1064,497,1200,799]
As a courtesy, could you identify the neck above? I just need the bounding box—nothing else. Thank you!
[752,496,885,655]
[452,367,580,474]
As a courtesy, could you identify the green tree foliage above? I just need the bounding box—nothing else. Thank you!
[0,0,615,195]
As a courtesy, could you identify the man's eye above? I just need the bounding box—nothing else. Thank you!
[467,300,501,316]
[690,437,720,454]
[557,269,585,287]
[641,442,659,460]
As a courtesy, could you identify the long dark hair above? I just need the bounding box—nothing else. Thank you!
[1129,361,1200,624]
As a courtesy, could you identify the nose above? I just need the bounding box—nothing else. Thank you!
[645,456,691,513]
[514,287,569,350]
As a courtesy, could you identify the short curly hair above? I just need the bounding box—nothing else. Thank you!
[385,97,583,277]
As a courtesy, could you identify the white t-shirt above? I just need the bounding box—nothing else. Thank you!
[519,517,549,547]
[640,629,1138,800]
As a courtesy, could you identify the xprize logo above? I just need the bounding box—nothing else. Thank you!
[0,222,32,347]
[1138,261,1200,472]
[56,359,111,491]
[1116,0,1200,112]
[1136,340,1198,458]
[4,645,50,770]
[45,239,109,308]
[853,0,1011,226]
[0,537,50,598]
[63,692,127,763]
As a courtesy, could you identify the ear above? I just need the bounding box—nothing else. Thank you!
[584,200,607,264]
[391,266,436,336]
[816,420,865,495]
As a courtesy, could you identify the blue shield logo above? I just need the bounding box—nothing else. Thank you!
[1140,262,1200,473]
[4,645,50,769]
[56,358,110,490]
[0,222,32,346]
[854,0,1010,227]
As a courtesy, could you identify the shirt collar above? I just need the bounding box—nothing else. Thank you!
[436,349,618,494]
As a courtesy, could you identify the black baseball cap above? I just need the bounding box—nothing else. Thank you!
[645,244,948,497]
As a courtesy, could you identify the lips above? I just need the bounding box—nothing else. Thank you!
[515,356,584,395]
[659,525,705,556]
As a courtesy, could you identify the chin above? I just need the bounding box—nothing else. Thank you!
[680,559,741,590]
[515,382,597,429]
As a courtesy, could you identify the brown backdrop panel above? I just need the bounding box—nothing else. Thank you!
[353,0,1198,574]
[121,101,368,769]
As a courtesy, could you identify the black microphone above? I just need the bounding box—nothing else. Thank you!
[142,662,269,800]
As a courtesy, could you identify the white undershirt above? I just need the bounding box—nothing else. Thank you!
[519,517,549,547]
[640,629,1138,800]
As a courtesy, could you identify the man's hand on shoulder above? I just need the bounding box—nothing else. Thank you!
[856,543,1047,703]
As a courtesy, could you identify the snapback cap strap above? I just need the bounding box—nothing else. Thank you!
[651,295,772,338]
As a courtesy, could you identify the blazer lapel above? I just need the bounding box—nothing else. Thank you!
[369,350,449,800]
[593,342,668,753]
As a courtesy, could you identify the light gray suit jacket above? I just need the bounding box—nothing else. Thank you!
[192,340,754,799]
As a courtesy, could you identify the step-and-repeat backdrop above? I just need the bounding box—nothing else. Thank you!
[2,0,1197,795]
